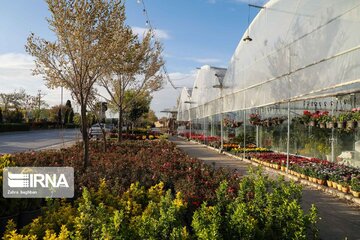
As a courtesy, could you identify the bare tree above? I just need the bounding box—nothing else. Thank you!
[100,31,164,141]
[26,0,129,168]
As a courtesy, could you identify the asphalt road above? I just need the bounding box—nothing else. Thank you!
[0,129,81,154]
[169,136,360,240]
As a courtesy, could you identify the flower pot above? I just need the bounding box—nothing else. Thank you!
[308,177,313,182]
[319,123,325,128]
[350,189,360,198]
[317,179,325,185]
[309,121,316,127]
[326,180,333,187]
[337,121,346,129]
[337,184,343,191]
[341,186,349,193]
[347,121,356,129]
[326,122,335,129]
[332,182,338,189]
[281,166,286,171]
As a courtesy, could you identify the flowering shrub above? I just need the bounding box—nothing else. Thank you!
[5,171,319,239]
[6,140,239,208]
[192,170,318,240]
[231,147,271,154]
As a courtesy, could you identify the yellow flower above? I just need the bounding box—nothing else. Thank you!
[173,192,186,208]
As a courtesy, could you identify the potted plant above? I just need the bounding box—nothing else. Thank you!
[345,112,356,129]
[350,176,360,198]
[302,110,312,126]
[352,110,360,128]
[340,181,350,193]
[318,111,330,128]
[264,118,273,127]
[337,112,351,129]
[348,111,360,129]
[249,113,261,126]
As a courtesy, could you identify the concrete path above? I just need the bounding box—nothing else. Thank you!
[170,136,360,240]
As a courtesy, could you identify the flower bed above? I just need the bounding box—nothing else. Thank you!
[3,141,239,207]
[1,141,320,238]
[249,152,360,195]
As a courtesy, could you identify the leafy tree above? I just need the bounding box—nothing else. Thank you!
[26,0,130,168]
[124,90,151,129]
[100,28,164,142]
[139,110,158,128]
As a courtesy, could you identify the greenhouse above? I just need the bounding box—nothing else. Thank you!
[176,0,360,169]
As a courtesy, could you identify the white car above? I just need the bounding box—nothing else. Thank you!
[89,123,112,138]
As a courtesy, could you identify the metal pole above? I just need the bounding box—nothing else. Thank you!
[220,113,224,151]
[220,88,224,152]
[203,104,206,144]
[286,101,290,173]
[189,106,192,140]
[61,86,64,146]
[256,125,259,146]
[331,98,335,162]
[243,109,246,159]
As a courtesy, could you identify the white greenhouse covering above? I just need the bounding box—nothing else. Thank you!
[177,0,360,121]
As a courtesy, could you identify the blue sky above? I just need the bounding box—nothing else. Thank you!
[0,0,265,117]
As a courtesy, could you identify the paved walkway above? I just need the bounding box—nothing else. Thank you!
[170,136,360,240]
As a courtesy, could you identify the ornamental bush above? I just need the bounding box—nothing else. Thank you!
[5,171,318,239]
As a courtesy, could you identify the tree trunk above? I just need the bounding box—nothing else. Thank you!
[81,105,89,169]
[118,106,123,142]
[100,121,107,152]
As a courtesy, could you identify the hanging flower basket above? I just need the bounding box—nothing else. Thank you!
[308,120,316,127]
[337,121,346,129]
[326,122,336,129]
[346,120,356,130]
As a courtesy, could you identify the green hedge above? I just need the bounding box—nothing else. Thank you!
[0,123,30,132]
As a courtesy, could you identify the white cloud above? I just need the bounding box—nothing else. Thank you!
[0,53,75,109]
[187,57,222,64]
[131,26,170,40]
[0,53,34,69]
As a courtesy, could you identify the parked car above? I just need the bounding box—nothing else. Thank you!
[148,127,161,135]
[89,123,113,138]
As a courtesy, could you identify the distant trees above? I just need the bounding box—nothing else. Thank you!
[64,100,74,124]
